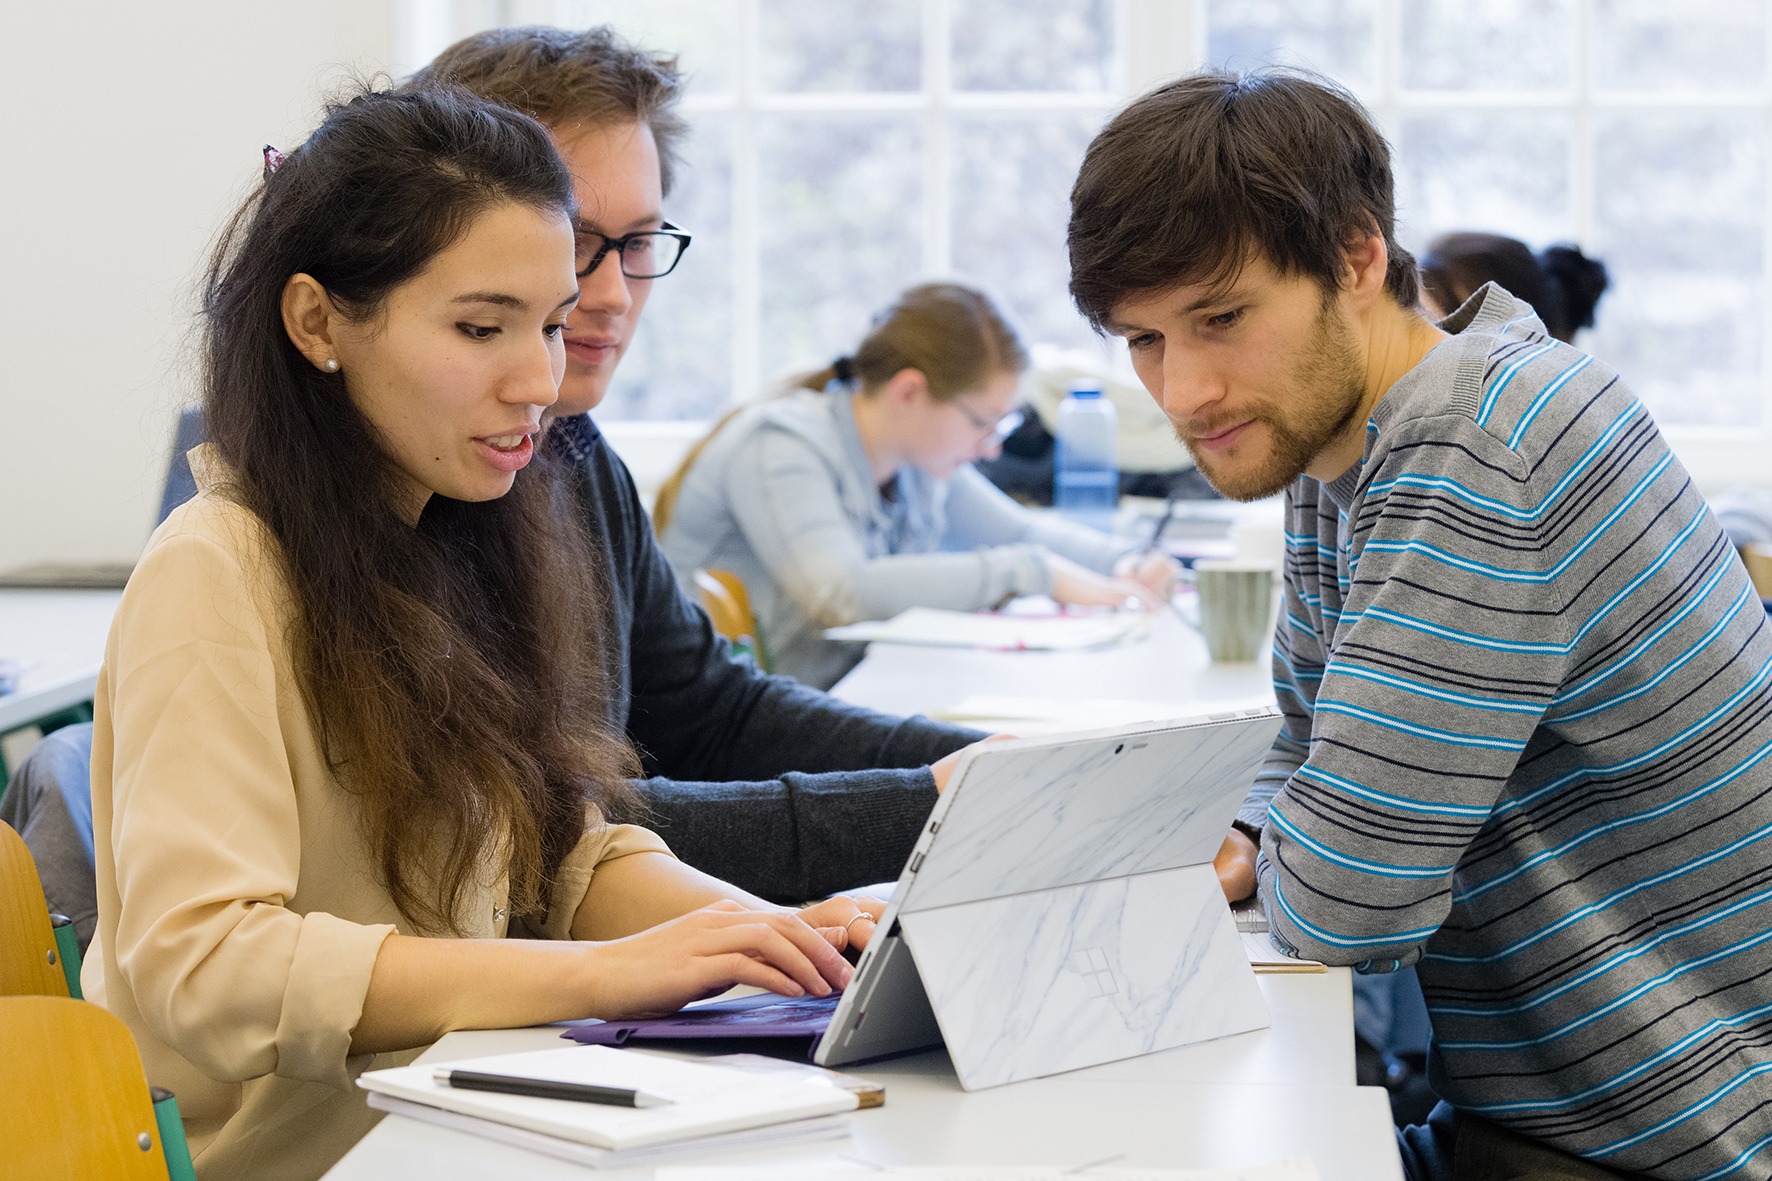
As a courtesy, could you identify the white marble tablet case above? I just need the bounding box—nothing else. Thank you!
[898,864,1268,1089]
[816,707,1281,1088]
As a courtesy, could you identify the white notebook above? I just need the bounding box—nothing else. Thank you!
[365,1093,849,1169]
[357,1044,859,1152]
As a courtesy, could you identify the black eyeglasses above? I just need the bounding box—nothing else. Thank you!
[574,222,693,279]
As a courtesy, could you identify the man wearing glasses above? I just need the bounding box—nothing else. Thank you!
[411,27,990,904]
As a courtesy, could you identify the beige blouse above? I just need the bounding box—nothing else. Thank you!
[84,448,671,1181]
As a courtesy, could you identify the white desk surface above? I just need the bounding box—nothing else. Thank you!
[0,589,120,732]
[330,603,1391,1180]
[325,973,1401,1181]
[829,611,1274,722]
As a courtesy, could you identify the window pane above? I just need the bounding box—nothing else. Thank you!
[950,0,1114,93]
[599,114,734,421]
[1586,113,1766,428]
[1206,0,1378,92]
[1400,0,1572,91]
[1594,0,1766,93]
[1394,112,1572,257]
[757,0,921,93]
[756,114,923,379]
[560,0,739,95]
[950,112,1103,352]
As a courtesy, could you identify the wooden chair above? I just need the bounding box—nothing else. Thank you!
[1745,542,1772,600]
[1,819,79,997]
[692,568,771,672]
[0,995,196,1179]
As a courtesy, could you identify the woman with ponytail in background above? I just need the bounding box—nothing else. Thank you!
[655,282,1177,690]
[1418,231,1610,343]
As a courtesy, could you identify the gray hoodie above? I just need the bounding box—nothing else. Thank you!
[660,388,1129,688]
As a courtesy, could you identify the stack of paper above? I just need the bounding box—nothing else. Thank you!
[358,1045,858,1169]
[1232,892,1326,973]
[1242,932,1327,975]
[825,607,1147,650]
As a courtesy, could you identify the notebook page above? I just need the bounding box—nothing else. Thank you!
[358,1044,857,1151]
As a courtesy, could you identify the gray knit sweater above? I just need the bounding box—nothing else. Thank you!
[1244,285,1772,1178]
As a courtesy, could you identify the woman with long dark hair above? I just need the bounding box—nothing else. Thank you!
[86,85,874,1181]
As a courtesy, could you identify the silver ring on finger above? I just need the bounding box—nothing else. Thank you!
[845,912,877,933]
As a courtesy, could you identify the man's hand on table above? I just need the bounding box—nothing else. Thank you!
[1215,826,1259,902]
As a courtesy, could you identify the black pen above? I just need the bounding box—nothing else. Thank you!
[432,1067,673,1108]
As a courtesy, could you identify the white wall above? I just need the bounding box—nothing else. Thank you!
[0,1,391,567]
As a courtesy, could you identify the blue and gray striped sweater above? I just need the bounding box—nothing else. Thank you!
[1243,284,1772,1179]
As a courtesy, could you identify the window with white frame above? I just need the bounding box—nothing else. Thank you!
[1209,0,1772,433]
[396,0,1124,424]
[394,0,1772,442]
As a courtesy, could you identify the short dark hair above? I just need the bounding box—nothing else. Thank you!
[1068,69,1419,329]
[410,25,689,196]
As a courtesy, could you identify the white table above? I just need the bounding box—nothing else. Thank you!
[329,611,1404,1180]
[0,589,120,733]
[326,971,1400,1181]
[829,610,1274,722]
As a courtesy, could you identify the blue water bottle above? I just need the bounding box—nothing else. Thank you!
[1055,381,1119,532]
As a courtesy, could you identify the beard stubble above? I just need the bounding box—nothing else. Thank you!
[1183,297,1368,502]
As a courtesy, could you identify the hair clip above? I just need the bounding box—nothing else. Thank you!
[263,145,287,179]
[832,356,856,384]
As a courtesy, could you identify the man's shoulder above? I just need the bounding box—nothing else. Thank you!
[1381,290,1641,475]
[553,415,647,523]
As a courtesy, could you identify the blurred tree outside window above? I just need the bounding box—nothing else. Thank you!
[398,0,1120,422]
[395,0,1771,433]
[1212,0,1771,431]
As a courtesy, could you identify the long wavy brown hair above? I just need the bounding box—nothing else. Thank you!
[201,85,639,934]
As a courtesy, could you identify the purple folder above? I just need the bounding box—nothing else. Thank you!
[561,992,842,1059]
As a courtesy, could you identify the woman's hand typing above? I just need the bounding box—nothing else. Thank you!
[577,900,857,1020]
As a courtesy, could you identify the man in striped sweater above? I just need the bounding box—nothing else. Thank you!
[1068,71,1772,1181]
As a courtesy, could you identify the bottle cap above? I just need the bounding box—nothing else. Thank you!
[1066,380,1104,398]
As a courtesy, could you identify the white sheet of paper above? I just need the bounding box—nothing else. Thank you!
[824,607,1147,650]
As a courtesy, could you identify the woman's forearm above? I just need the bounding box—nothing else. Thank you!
[350,860,860,1057]
[349,933,596,1055]
[350,854,783,1055]
[571,852,774,941]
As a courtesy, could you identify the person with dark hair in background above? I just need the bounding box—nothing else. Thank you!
[1069,67,1772,1181]
[652,281,1175,689]
[90,85,882,1181]
[411,27,994,901]
[1419,231,1610,344]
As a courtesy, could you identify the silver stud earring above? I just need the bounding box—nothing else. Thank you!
[324,359,339,372]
